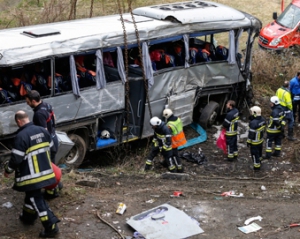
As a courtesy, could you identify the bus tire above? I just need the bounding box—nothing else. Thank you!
[64,134,86,168]
[199,101,219,129]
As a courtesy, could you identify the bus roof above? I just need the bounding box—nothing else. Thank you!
[0,1,260,66]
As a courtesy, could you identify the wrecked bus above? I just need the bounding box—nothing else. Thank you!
[0,1,262,167]
[259,0,300,51]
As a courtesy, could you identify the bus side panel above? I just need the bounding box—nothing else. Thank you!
[0,81,125,137]
[49,81,124,123]
[148,62,245,105]
[142,98,167,138]
[0,103,33,135]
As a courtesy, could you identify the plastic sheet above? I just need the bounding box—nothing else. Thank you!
[216,128,227,154]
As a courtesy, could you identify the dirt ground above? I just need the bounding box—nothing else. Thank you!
[2,109,300,239]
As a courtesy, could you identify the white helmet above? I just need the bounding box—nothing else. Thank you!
[101,130,110,139]
[163,109,173,119]
[270,96,280,105]
[250,106,261,116]
[150,116,162,126]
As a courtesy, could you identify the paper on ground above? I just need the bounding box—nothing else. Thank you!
[238,222,262,234]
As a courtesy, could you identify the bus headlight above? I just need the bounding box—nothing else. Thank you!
[269,38,281,46]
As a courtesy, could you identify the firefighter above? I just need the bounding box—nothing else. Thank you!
[163,109,187,173]
[276,80,296,141]
[247,106,266,170]
[223,100,239,161]
[144,116,177,172]
[4,111,60,238]
[264,96,286,159]
[25,90,62,199]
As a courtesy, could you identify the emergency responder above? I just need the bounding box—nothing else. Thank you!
[264,96,286,159]
[25,90,62,199]
[4,111,60,238]
[276,81,296,141]
[223,100,239,161]
[163,109,187,173]
[247,106,266,170]
[290,71,300,123]
[144,116,177,172]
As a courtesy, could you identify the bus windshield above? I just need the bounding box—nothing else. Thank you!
[276,3,300,29]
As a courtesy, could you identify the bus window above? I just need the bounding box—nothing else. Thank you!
[54,57,73,93]
[236,29,249,70]
[30,60,52,97]
[212,32,230,61]
[74,55,96,88]
[0,60,51,104]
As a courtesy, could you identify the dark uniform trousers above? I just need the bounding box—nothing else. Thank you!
[22,189,60,228]
[266,133,282,158]
[148,144,173,168]
[250,144,263,166]
[226,135,238,159]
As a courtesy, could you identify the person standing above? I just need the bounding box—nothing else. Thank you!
[223,100,239,161]
[247,106,266,170]
[289,72,300,123]
[25,90,62,199]
[264,96,286,159]
[4,111,60,238]
[163,109,187,173]
[276,80,296,141]
[144,116,177,173]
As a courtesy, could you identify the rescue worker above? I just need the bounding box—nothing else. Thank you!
[163,109,187,173]
[276,81,296,141]
[4,111,60,238]
[264,96,286,159]
[144,116,177,173]
[25,90,62,199]
[247,106,266,170]
[223,100,239,161]
[290,71,300,123]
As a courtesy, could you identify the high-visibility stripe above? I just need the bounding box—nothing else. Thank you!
[16,168,54,182]
[12,148,25,157]
[40,216,49,222]
[32,155,39,173]
[26,142,50,154]
[15,172,55,187]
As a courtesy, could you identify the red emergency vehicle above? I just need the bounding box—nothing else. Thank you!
[259,0,300,51]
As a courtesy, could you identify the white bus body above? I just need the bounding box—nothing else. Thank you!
[0,1,262,167]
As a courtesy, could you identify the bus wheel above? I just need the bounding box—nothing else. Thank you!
[64,134,86,168]
[199,101,219,129]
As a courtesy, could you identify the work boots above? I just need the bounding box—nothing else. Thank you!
[39,224,59,238]
[287,128,297,141]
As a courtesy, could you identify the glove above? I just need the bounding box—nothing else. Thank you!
[247,142,251,148]
[152,139,159,147]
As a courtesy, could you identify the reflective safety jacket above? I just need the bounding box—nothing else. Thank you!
[5,122,56,192]
[166,115,187,148]
[223,108,239,136]
[153,121,172,151]
[276,87,292,111]
[266,105,286,134]
[247,116,266,145]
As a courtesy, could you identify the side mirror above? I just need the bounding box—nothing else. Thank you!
[273,12,278,20]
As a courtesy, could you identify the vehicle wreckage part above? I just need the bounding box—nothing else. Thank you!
[178,123,207,150]
[64,134,86,168]
[199,101,219,129]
